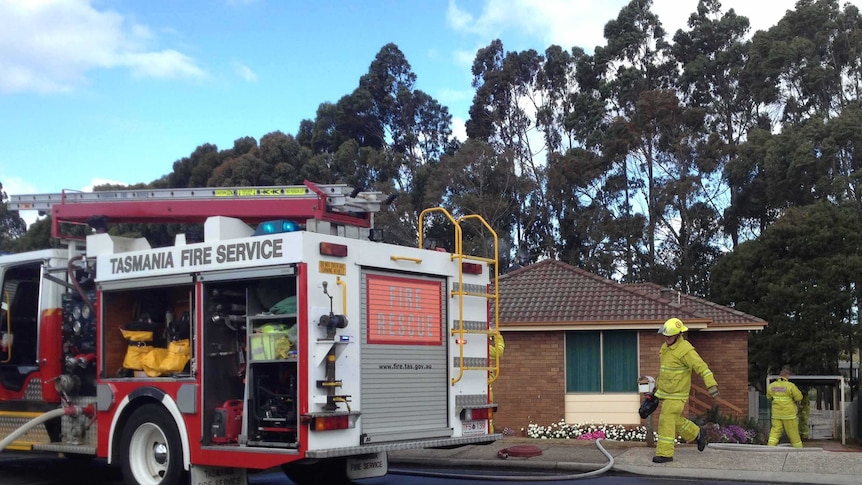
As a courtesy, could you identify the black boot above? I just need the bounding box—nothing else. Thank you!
[652,456,673,463]
[697,426,707,452]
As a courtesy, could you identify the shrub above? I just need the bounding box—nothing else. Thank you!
[700,405,766,444]
[523,420,656,442]
[523,407,766,445]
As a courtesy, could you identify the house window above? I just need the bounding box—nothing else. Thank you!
[565,331,637,393]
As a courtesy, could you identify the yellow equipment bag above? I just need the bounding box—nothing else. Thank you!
[120,329,153,371]
[141,339,191,377]
[160,339,191,373]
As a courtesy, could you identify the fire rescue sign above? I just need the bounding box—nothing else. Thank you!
[366,274,442,345]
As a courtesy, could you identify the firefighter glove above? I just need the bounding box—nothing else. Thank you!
[708,386,719,398]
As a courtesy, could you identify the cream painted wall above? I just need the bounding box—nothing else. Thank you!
[564,393,641,425]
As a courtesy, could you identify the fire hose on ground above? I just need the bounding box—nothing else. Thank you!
[389,438,616,481]
[0,405,95,451]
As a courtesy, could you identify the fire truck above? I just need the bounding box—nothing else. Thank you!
[0,181,502,485]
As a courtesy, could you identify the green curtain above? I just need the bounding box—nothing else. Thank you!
[602,331,637,392]
[566,331,600,392]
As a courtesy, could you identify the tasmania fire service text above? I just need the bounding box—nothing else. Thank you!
[109,239,283,274]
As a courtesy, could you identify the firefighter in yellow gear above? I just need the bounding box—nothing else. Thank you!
[767,366,803,447]
[653,318,718,463]
[488,331,504,432]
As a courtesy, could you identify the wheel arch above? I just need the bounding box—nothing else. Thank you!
[107,387,191,471]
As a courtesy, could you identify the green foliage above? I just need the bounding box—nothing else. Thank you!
[711,202,862,390]
[0,182,27,252]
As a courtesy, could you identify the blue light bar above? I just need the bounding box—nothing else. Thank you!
[254,219,301,236]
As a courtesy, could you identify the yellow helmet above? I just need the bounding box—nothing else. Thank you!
[658,318,688,336]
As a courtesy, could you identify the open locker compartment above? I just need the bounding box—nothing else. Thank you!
[198,266,298,448]
[99,275,195,381]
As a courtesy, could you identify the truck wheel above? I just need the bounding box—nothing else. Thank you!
[120,404,187,485]
[282,458,349,484]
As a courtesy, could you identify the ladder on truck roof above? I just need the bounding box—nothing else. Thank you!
[9,180,392,239]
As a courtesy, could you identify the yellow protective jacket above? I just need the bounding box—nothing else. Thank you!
[767,377,802,420]
[489,333,504,359]
[654,338,717,400]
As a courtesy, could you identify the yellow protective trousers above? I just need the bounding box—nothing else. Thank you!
[768,418,802,448]
[656,399,699,458]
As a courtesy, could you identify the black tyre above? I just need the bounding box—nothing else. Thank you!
[119,404,188,485]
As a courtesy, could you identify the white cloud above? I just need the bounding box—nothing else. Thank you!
[438,87,472,105]
[0,0,206,94]
[1,175,38,198]
[448,0,621,53]
[446,0,474,32]
[234,62,259,82]
[124,50,205,80]
[1,175,42,228]
[449,0,862,54]
[451,116,467,142]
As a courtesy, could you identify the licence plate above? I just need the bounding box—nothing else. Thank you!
[462,419,487,436]
[346,452,388,480]
[190,466,247,485]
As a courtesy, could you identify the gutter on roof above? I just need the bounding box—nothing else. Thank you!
[502,322,709,332]
[701,325,767,332]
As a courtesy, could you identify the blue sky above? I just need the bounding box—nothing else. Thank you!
[2,0,854,225]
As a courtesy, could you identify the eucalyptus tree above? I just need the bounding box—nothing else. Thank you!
[466,39,552,261]
[257,131,313,186]
[155,143,221,189]
[350,44,456,245]
[432,139,520,267]
[207,152,272,187]
[546,146,632,279]
[286,44,457,245]
[592,0,683,282]
[537,44,628,276]
[748,0,862,122]
[671,0,757,248]
[733,0,862,219]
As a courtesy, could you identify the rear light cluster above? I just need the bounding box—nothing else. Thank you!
[309,415,350,431]
[461,262,483,274]
[460,407,494,421]
[320,242,348,257]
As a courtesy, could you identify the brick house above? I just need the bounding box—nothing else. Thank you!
[492,260,767,433]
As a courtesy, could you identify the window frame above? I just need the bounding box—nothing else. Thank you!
[565,330,639,393]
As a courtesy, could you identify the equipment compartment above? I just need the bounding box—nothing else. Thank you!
[101,283,193,380]
[201,272,299,447]
[244,276,298,447]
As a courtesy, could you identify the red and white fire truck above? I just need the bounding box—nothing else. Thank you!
[0,181,501,484]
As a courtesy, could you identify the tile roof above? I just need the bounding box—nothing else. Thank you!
[497,259,766,331]
[627,282,766,328]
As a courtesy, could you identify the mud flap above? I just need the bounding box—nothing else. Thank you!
[346,452,387,480]
[190,465,247,485]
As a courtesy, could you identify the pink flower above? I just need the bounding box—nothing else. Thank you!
[577,430,606,440]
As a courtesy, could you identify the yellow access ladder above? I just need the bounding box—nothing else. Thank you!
[418,208,501,386]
